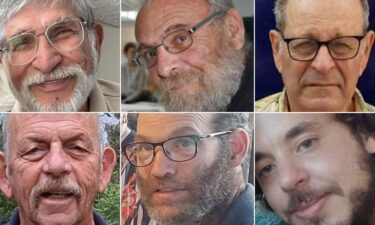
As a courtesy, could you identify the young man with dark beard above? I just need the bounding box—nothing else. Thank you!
[255,113,375,225]
[123,113,254,225]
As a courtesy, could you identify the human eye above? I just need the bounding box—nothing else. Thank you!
[48,20,80,40]
[169,31,190,47]
[174,137,195,149]
[21,144,49,161]
[65,142,90,156]
[9,34,35,52]
[330,38,357,54]
[142,48,157,60]
[256,162,276,180]
[297,137,317,152]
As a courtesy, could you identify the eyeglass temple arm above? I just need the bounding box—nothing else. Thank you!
[200,130,233,140]
[188,10,225,34]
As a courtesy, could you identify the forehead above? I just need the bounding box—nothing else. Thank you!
[284,0,364,36]
[8,113,98,134]
[135,0,211,45]
[5,4,76,37]
[255,114,334,142]
[137,113,213,140]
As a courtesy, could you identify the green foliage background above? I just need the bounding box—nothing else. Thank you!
[0,113,120,225]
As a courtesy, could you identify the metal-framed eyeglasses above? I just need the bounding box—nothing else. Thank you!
[0,18,87,66]
[124,130,232,167]
[134,10,226,68]
[280,31,366,61]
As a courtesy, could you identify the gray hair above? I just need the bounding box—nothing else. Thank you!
[273,0,370,32]
[1,113,108,162]
[0,0,95,40]
[141,0,234,12]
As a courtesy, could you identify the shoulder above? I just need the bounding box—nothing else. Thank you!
[97,79,120,97]
[255,92,283,112]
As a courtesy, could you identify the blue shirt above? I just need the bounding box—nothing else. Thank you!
[220,184,254,225]
[3,208,108,225]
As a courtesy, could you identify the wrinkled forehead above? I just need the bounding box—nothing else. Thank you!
[8,113,98,135]
[137,113,215,141]
[3,3,77,39]
[135,0,211,45]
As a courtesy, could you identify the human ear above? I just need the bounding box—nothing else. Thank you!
[0,152,13,198]
[93,23,104,57]
[98,147,116,193]
[269,29,284,74]
[223,8,245,50]
[359,30,375,76]
[229,128,250,168]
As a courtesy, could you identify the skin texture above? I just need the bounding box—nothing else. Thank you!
[0,114,116,225]
[135,0,245,111]
[269,0,375,111]
[1,4,103,111]
[255,114,375,225]
[135,113,249,225]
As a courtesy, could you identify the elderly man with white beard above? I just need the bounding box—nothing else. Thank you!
[0,0,120,112]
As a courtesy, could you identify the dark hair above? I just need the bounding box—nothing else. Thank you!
[256,113,375,210]
[123,42,137,54]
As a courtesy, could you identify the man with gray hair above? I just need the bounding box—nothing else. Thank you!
[255,0,375,112]
[0,0,120,112]
[124,112,254,225]
[133,0,252,112]
[0,113,117,225]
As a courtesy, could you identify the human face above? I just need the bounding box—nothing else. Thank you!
[255,114,372,225]
[2,114,114,225]
[136,113,232,225]
[1,5,101,111]
[270,0,375,111]
[135,0,245,111]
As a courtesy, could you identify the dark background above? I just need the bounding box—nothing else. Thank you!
[255,0,375,105]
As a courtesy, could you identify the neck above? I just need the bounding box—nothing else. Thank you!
[196,182,246,225]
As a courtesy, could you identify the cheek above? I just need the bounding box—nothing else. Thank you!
[7,65,28,90]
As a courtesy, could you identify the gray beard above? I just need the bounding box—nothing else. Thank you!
[158,45,245,112]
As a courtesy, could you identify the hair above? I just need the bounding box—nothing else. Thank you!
[0,0,95,41]
[123,42,137,55]
[273,0,370,32]
[255,113,375,211]
[0,113,109,163]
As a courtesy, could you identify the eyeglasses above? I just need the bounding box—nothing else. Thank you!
[0,18,87,66]
[125,130,232,167]
[134,10,226,68]
[280,32,365,61]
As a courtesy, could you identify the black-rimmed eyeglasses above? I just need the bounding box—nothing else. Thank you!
[134,10,226,68]
[125,130,232,167]
[0,18,87,66]
[280,32,366,61]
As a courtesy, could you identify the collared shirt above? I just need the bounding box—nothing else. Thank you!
[3,208,108,225]
[11,79,120,112]
[255,89,375,112]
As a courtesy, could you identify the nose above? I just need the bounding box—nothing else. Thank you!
[150,146,177,178]
[278,160,310,193]
[310,45,335,74]
[156,46,179,78]
[42,142,71,177]
[31,34,62,73]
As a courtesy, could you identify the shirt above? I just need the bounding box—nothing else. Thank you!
[3,209,108,225]
[255,89,375,112]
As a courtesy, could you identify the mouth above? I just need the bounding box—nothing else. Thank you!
[152,188,187,201]
[33,77,73,93]
[40,191,75,200]
[293,194,327,220]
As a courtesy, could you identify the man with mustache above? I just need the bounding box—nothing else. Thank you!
[255,0,375,112]
[124,113,254,225]
[134,0,252,112]
[255,113,375,225]
[0,0,120,112]
[0,113,117,225]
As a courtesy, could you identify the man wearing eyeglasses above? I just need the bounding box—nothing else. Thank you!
[134,0,252,112]
[124,113,254,225]
[255,0,375,112]
[0,0,120,112]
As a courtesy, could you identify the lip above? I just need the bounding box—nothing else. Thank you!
[293,195,326,220]
[152,189,187,201]
[33,77,73,93]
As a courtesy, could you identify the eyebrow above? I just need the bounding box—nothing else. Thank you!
[136,126,199,142]
[284,121,319,140]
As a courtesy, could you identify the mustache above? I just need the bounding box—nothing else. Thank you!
[22,64,85,87]
[159,71,200,93]
[285,185,343,214]
[31,177,82,206]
